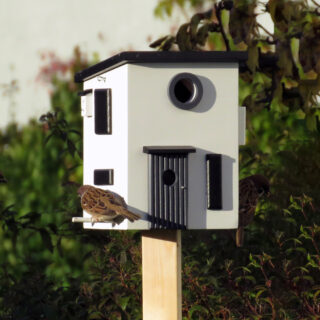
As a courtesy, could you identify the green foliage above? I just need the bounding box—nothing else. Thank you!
[0,46,144,319]
[154,0,210,19]
[1,1,320,318]
[182,193,320,319]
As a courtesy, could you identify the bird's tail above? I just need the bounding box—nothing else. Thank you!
[236,227,244,247]
[121,209,141,222]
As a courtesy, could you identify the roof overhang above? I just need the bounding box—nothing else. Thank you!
[74,51,248,83]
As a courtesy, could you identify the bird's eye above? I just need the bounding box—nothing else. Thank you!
[258,188,264,195]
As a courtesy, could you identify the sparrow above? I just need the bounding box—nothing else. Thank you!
[77,185,140,225]
[236,174,270,247]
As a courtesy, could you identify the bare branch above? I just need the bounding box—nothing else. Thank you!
[257,22,274,38]
[214,3,230,51]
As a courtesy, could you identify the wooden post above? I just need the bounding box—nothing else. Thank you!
[142,230,182,320]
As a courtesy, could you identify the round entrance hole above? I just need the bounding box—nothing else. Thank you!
[163,169,176,186]
[174,78,195,103]
[169,72,203,110]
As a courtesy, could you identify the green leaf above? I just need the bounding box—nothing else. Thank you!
[196,24,209,46]
[120,250,127,265]
[306,114,317,131]
[290,37,300,66]
[88,311,103,319]
[190,13,202,37]
[149,36,170,48]
[188,305,209,318]
[176,23,192,51]
[247,45,259,72]
[67,139,76,156]
[19,211,41,223]
[235,275,256,284]
[118,296,130,311]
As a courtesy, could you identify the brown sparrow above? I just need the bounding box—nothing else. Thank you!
[77,185,140,225]
[236,175,270,247]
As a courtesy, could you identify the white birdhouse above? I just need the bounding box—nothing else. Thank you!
[74,51,247,230]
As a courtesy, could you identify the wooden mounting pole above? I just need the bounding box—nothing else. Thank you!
[142,230,182,320]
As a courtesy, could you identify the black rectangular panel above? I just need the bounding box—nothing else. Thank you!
[94,89,112,134]
[94,169,114,185]
[149,154,187,229]
[206,154,222,210]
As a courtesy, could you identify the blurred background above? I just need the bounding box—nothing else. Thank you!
[1,0,320,319]
[0,0,185,128]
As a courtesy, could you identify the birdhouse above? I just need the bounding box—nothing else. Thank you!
[74,51,247,230]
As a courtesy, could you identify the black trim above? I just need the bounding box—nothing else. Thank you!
[206,154,222,210]
[74,51,248,83]
[94,169,114,185]
[143,146,196,155]
[78,89,93,96]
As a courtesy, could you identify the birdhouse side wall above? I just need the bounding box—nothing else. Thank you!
[127,63,239,229]
[82,65,130,230]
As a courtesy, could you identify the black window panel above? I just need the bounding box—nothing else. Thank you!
[94,169,114,185]
[206,154,222,210]
[94,89,112,134]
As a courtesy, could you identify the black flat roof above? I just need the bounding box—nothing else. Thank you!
[74,51,248,83]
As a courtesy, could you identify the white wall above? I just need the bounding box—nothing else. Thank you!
[0,0,181,128]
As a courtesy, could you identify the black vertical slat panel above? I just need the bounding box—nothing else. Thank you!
[184,157,188,229]
[173,156,178,228]
[164,157,169,228]
[169,156,174,228]
[154,155,159,228]
[173,157,177,228]
[150,155,154,228]
[159,156,164,228]
[147,149,193,229]
[177,156,180,227]
[179,156,183,227]
[182,156,186,227]
[157,156,162,228]
[181,157,184,228]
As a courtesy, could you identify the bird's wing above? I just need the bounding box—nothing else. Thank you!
[96,188,140,221]
[239,178,259,226]
[81,186,116,217]
[96,188,127,208]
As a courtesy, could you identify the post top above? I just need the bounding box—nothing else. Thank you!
[74,51,248,83]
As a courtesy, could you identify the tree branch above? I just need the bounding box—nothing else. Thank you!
[214,3,230,51]
[257,22,274,38]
